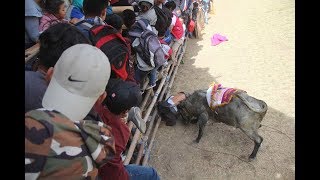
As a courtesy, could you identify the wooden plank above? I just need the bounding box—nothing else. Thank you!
[112,6,134,14]
[25,43,40,63]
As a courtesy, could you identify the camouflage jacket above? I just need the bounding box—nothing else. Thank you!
[25,109,116,180]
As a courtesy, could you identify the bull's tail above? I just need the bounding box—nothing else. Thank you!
[235,93,268,114]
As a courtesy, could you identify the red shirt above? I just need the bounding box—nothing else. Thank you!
[95,104,130,180]
[171,14,184,40]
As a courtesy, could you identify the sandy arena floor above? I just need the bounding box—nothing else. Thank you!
[148,0,295,179]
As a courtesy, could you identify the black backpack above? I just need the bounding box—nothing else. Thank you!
[89,25,130,80]
[154,6,172,35]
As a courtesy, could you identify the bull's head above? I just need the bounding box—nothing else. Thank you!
[177,100,193,124]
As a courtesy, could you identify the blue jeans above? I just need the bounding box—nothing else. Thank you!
[148,68,157,86]
[125,164,160,180]
[134,67,150,85]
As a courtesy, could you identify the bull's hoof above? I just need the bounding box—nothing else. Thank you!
[193,139,200,143]
[248,154,256,161]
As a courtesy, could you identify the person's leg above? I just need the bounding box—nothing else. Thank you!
[203,2,209,24]
[146,68,157,90]
[134,67,149,85]
[171,38,183,65]
[171,38,184,65]
[125,164,160,180]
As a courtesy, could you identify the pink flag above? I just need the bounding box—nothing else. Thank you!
[211,34,228,46]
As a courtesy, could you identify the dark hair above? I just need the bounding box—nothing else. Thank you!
[45,0,65,14]
[122,9,136,29]
[83,0,108,16]
[38,23,91,69]
[104,78,142,115]
[105,14,123,31]
[165,1,176,11]
[138,1,152,12]
[193,2,199,8]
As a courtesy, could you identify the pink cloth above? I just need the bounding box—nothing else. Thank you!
[211,34,228,46]
[39,13,68,32]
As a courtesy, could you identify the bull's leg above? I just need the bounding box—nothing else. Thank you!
[240,128,263,160]
[194,112,208,143]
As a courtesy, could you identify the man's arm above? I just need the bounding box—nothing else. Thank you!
[25,16,41,42]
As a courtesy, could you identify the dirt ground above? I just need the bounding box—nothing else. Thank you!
[148,0,295,179]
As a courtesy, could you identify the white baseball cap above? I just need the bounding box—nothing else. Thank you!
[42,44,111,121]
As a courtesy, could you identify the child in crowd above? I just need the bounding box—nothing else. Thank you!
[96,78,160,180]
[39,0,68,33]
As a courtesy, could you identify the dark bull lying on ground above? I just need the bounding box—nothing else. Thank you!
[157,86,268,160]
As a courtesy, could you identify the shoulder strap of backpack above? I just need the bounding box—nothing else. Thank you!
[76,20,94,29]
[128,19,150,38]
[90,25,129,50]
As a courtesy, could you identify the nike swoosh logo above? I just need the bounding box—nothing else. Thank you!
[68,76,86,82]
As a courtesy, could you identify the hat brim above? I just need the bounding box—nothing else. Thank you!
[42,77,98,121]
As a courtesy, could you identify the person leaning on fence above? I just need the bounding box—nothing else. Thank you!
[25,44,116,179]
[39,0,69,33]
[96,78,160,180]
[25,23,91,113]
[75,0,108,39]
[165,1,184,65]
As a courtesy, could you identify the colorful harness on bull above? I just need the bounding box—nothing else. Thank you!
[206,82,243,110]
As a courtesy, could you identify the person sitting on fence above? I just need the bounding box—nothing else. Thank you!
[39,0,69,33]
[25,0,44,49]
[75,0,108,39]
[25,23,91,113]
[165,1,184,65]
[96,78,160,180]
[145,34,172,90]
[128,19,167,91]
[25,44,116,179]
